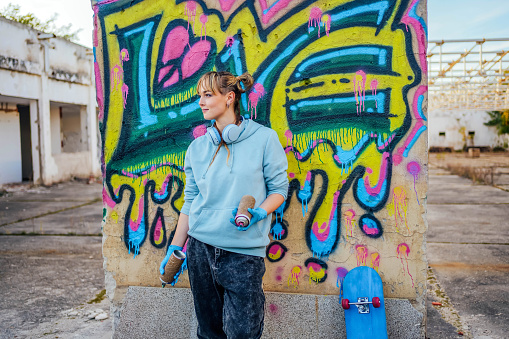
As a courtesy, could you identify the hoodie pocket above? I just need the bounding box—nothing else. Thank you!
[189,208,266,248]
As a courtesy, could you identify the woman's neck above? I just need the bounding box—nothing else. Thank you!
[215,112,238,133]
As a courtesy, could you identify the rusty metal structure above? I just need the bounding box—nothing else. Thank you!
[428,38,509,110]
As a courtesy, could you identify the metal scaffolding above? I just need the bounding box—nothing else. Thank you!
[427,38,509,111]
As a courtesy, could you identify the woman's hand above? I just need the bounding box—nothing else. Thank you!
[230,207,268,231]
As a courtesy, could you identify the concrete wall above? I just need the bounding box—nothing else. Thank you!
[0,109,22,184]
[0,16,100,185]
[428,109,509,150]
[94,0,428,334]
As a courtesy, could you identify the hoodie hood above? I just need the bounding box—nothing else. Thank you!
[202,119,264,176]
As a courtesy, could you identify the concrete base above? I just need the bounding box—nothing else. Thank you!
[114,287,424,339]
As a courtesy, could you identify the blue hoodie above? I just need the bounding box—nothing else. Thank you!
[181,119,289,257]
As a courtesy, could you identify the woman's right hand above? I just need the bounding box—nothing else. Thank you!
[159,244,183,275]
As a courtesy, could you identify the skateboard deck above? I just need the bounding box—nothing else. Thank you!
[341,266,387,339]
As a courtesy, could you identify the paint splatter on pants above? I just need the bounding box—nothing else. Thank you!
[187,236,265,339]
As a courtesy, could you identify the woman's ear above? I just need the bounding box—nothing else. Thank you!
[227,91,235,106]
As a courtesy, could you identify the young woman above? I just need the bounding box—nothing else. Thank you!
[159,71,289,338]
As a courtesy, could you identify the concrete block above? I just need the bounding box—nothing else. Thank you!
[467,148,481,157]
[115,287,424,339]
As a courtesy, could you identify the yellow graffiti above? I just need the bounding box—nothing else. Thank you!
[370,252,380,272]
[387,186,408,233]
[288,266,301,288]
[308,265,326,284]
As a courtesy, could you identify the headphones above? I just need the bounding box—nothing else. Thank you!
[206,117,245,145]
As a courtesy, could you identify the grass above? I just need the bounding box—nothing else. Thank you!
[87,289,106,304]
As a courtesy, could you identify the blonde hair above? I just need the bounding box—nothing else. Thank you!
[197,71,254,166]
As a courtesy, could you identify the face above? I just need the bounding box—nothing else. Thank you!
[198,85,232,121]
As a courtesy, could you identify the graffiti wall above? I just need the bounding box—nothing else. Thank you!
[95,0,427,301]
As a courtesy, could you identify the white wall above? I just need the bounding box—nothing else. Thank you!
[50,105,61,155]
[0,110,22,184]
[428,109,502,150]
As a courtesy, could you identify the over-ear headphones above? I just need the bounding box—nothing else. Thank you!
[206,117,245,145]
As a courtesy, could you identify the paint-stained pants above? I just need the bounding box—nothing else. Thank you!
[187,236,265,339]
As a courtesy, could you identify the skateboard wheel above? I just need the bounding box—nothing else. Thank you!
[341,299,350,309]
[372,297,381,308]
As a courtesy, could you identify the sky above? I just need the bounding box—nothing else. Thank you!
[1,0,509,50]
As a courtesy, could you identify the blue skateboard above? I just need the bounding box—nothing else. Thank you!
[341,266,387,339]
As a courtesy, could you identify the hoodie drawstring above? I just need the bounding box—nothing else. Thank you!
[202,151,216,179]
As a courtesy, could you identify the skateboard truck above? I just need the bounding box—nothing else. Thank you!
[341,297,381,314]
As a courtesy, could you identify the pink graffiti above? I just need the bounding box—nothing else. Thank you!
[129,196,144,232]
[162,26,189,64]
[110,65,123,90]
[284,129,293,147]
[397,243,414,287]
[308,7,323,37]
[312,191,339,242]
[407,161,421,205]
[185,1,197,33]
[153,215,164,244]
[288,172,295,178]
[355,245,368,266]
[393,147,404,166]
[399,85,427,157]
[322,14,331,37]
[225,36,234,48]
[121,84,128,108]
[93,5,99,47]
[199,14,208,39]
[363,152,390,196]
[193,124,207,139]
[336,267,348,299]
[343,209,356,240]
[102,187,116,208]
[163,67,179,88]
[402,0,427,73]
[370,79,378,108]
[182,41,211,79]
[248,83,265,119]
[154,174,173,196]
[94,62,104,120]
[218,0,236,12]
[120,48,129,66]
[363,223,379,236]
[257,0,293,24]
[353,70,367,114]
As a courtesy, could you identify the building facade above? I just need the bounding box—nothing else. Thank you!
[0,17,100,185]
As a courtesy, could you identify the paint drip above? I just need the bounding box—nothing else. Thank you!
[407,161,420,205]
[185,1,197,33]
[308,7,323,37]
[397,243,414,287]
[288,266,302,288]
[199,14,208,40]
[353,70,367,114]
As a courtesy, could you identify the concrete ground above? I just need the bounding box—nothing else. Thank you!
[0,181,112,339]
[0,153,508,338]
[426,156,509,339]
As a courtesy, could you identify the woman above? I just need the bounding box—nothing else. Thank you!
[159,71,289,338]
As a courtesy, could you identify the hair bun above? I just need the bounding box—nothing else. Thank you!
[236,72,254,93]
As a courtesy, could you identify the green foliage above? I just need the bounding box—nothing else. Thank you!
[0,3,81,42]
[484,110,509,135]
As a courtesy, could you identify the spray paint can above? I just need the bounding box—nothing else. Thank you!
[235,195,256,228]
[160,249,186,287]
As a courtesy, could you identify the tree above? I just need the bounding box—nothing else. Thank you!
[484,110,509,135]
[0,3,81,42]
